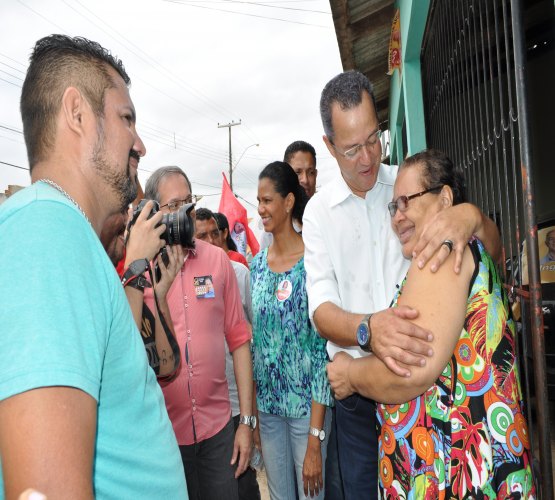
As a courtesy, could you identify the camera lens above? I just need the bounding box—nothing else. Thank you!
[161,203,195,248]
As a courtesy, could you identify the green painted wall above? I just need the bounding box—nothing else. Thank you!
[389,0,431,164]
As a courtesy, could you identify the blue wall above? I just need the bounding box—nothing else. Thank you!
[388,0,431,164]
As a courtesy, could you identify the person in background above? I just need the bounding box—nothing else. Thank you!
[143,166,254,500]
[284,140,318,199]
[251,161,332,500]
[196,208,261,500]
[211,211,250,267]
[259,141,317,251]
[282,140,343,500]
[0,34,186,499]
[328,149,536,497]
[541,228,555,265]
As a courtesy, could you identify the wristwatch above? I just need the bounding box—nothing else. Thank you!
[309,426,326,442]
[121,258,150,287]
[239,414,257,430]
[356,313,373,353]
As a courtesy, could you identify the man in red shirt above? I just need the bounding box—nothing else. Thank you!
[143,166,255,500]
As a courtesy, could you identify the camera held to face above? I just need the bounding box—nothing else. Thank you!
[128,199,196,249]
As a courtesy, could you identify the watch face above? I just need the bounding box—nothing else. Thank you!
[130,259,148,275]
[357,323,369,346]
[319,430,325,441]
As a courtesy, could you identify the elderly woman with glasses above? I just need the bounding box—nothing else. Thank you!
[328,149,536,498]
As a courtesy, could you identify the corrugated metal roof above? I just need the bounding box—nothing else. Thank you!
[329,0,395,128]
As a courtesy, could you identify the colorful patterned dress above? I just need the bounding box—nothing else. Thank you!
[250,248,332,417]
[377,239,536,498]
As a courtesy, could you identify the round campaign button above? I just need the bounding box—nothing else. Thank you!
[276,279,292,302]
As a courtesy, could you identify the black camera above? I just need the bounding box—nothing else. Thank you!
[128,199,196,249]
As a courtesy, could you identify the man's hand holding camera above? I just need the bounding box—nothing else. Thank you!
[123,200,184,379]
[154,245,184,296]
[124,200,166,266]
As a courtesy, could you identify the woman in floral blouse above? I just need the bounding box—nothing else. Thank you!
[251,161,332,500]
[328,149,536,498]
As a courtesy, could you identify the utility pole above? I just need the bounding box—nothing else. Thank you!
[217,120,241,192]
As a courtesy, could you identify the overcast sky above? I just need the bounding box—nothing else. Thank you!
[0,0,343,236]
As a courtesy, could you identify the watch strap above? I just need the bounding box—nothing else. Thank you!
[308,426,325,442]
[239,415,257,430]
[125,274,152,292]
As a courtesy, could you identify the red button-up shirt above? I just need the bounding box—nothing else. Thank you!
[144,239,250,445]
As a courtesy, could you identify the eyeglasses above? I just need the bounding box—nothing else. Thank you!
[332,128,383,160]
[160,194,202,211]
[388,186,443,217]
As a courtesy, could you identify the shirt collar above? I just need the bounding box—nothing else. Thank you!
[328,163,396,208]
[186,243,197,258]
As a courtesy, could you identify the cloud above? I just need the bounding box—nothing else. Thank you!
[0,0,342,233]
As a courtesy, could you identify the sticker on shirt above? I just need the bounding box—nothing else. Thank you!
[276,279,292,302]
[194,275,215,298]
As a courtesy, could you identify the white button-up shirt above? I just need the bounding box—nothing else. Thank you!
[303,163,410,360]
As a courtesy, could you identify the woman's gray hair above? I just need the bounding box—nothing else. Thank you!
[144,166,192,203]
[320,70,377,142]
[401,149,467,205]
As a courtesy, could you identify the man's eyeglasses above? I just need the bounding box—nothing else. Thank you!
[332,128,383,160]
[160,194,202,211]
[388,186,443,217]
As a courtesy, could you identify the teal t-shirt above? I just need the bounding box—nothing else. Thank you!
[0,183,187,499]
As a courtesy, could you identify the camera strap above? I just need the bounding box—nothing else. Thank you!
[147,264,182,382]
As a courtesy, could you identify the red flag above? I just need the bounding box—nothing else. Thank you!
[218,173,259,257]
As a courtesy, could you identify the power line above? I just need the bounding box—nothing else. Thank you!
[0,133,25,146]
[170,0,330,14]
[233,167,258,186]
[235,193,257,209]
[0,70,23,82]
[192,180,223,189]
[0,160,28,171]
[170,0,323,3]
[10,1,261,149]
[0,120,231,167]
[0,77,21,88]
[0,61,26,75]
[0,159,259,212]
[139,122,229,160]
[163,0,331,27]
[139,130,229,163]
[16,0,69,34]
[0,51,27,69]
[69,0,261,148]
[66,0,246,123]
[0,124,23,134]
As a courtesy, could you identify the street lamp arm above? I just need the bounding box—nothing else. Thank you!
[233,143,259,171]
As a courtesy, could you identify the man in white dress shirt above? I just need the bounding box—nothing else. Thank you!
[303,70,500,499]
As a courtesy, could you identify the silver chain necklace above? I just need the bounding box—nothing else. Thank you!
[37,178,91,224]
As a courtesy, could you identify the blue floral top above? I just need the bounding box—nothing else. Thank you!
[251,248,332,417]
